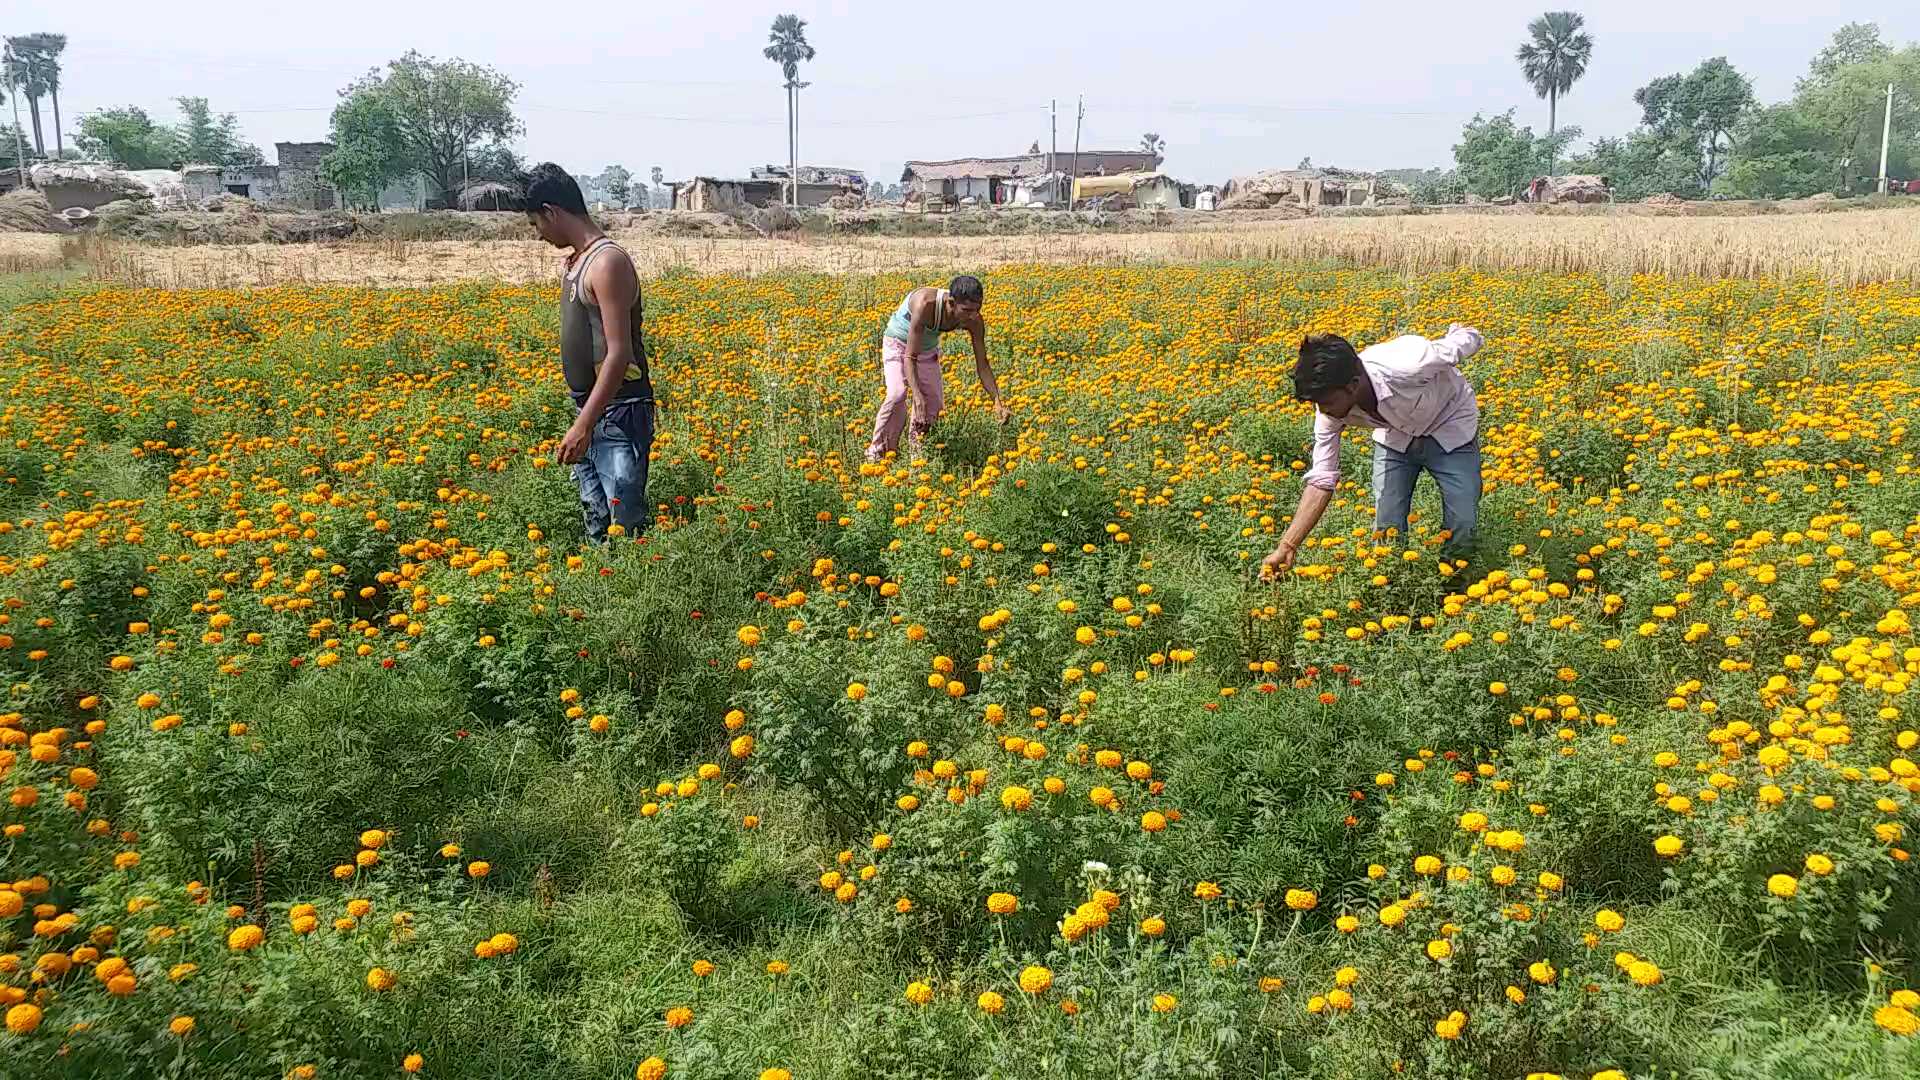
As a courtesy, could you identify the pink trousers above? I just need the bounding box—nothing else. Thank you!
[866,337,943,459]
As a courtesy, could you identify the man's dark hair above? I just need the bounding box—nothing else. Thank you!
[519,162,588,217]
[948,275,984,305]
[1293,333,1361,401]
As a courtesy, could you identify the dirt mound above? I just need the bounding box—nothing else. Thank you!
[0,188,70,233]
[1642,192,1684,206]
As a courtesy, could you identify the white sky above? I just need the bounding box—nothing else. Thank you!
[7,2,1916,184]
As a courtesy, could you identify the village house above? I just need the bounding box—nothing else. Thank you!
[901,150,1162,205]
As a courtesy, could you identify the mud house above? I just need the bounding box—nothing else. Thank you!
[1219,168,1377,210]
[901,150,1162,205]
[750,164,868,196]
[673,174,848,211]
[177,141,340,208]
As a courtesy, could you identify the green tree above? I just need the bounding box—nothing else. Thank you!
[333,52,523,206]
[1140,132,1165,159]
[1717,104,1836,198]
[74,106,180,169]
[1633,57,1755,189]
[1453,110,1580,199]
[174,97,263,165]
[599,165,633,208]
[1515,10,1594,159]
[321,91,409,208]
[764,15,816,207]
[1716,23,1920,197]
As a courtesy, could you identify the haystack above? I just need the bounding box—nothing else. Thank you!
[0,188,69,233]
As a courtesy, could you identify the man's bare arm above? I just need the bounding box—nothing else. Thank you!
[1262,486,1334,574]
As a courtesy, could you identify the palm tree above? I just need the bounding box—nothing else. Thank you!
[2,36,50,156]
[764,15,816,207]
[1515,11,1593,170]
[1140,133,1165,161]
[24,34,67,158]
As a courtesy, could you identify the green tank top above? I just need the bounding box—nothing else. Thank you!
[883,288,946,346]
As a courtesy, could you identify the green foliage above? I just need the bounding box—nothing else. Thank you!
[172,97,262,166]
[74,106,179,170]
[333,51,523,205]
[1453,110,1582,199]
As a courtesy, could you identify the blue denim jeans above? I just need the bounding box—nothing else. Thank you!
[572,398,653,542]
[1372,436,1481,556]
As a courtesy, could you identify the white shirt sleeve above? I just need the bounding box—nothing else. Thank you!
[1302,409,1344,491]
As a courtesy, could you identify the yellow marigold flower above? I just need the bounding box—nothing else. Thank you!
[986,892,1018,915]
[1877,1004,1920,1035]
[691,959,715,977]
[905,980,933,1006]
[1141,810,1167,832]
[1333,966,1359,988]
[1654,835,1684,857]
[1414,855,1443,875]
[1336,914,1359,933]
[1151,992,1177,1013]
[1804,853,1835,876]
[1426,939,1453,961]
[1627,960,1663,986]
[977,990,1006,1014]
[1490,865,1517,886]
[1528,960,1557,985]
[999,785,1033,811]
[636,1056,668,1080]
[1019,965,1053,994]
[169,1015,195,1037]
[402,1054,424,1073]
[1141,915,1166,937]
[1259,976,1285,993]
[665,1005,693,1028]
[1595,909,1625,933]
[227,925,264,951]
[1284,888,1318,911]
[1379,904,1407,927]
[365,967,396,991]
[467,861,491,878]
[1766,873,1798,898]
[846,682,867,700]
[1193,881,1222,901]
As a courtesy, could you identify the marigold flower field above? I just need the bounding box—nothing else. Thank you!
[4,265,1920,1078]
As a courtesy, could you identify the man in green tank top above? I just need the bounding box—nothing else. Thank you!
[521,163,655,543]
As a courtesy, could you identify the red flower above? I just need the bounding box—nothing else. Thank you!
[577,649,590,658]
[599,567,613,576]
[1350,790,1364,801]
[456,729,470,739]
[690,610,703,619]
[609,497,621,506]
[1304,666,1320,677]
[1443,750,1459,761]
[1203,702,1220,711]
[1317,692,1338,706]
[1344,815,1359,828]
[289,657,304,668]
[381,658,395,669]
[1256,682,1278,693]
[1332,664,1350,675]
[675,495,687,505]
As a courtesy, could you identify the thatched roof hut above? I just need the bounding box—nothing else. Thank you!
[457,181,518,211]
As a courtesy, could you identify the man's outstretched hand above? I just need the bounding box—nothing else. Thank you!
[1260,541,1298,579]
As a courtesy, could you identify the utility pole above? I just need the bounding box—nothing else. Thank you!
[1069,96,1083,210]
[1878,82,1894,195]
[1049,99,1059,207]
[5,45,27,190]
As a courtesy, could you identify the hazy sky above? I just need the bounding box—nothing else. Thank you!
[8,2,1917,184]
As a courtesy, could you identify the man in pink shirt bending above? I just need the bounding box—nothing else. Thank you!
[1261,325,1485,574]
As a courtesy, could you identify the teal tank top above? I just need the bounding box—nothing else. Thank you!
[883,288,946,345]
